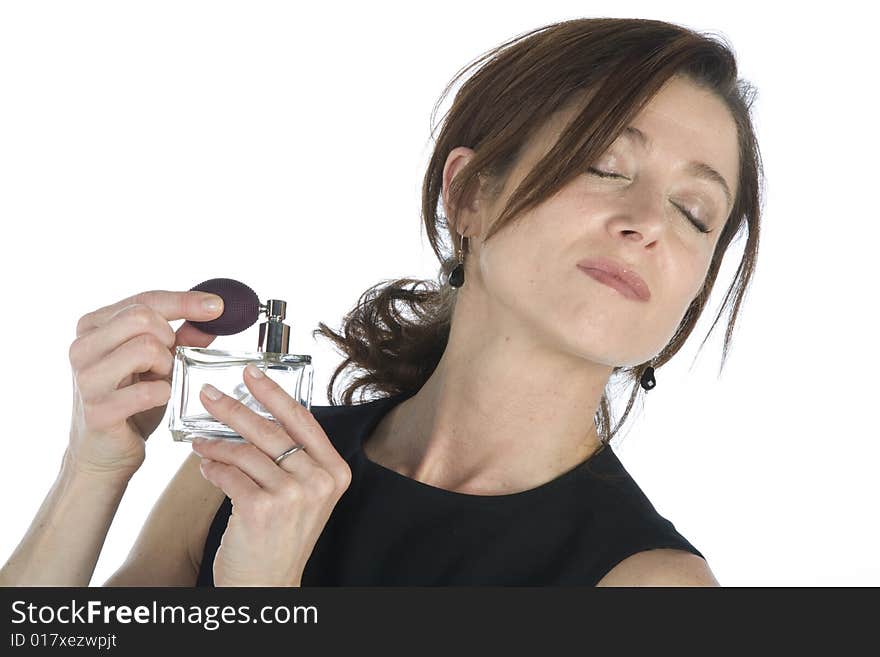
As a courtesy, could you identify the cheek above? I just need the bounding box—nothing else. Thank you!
[479,236,546,303]
[662,262,710,334]
[478,217,554,291]
[689,254,715,301]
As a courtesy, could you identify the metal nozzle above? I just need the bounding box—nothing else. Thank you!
[257,299,290,354]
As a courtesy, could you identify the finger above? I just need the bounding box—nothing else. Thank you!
[135,319,222,385]
[71,297,226,376]
[199,458,264,502]
[80,380,172,432]
[191,437,290,493]
[69,304,176,372]
[119,317,226,385]
[198,381,322,473]
[237,365,350,480]
[172,319,223,351]
[76,290,224,337]
[76,333,173,399]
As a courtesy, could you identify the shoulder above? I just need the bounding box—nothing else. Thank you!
[594,548,720,587]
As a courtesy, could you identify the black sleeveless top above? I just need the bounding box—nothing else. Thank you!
[196,390,704,586]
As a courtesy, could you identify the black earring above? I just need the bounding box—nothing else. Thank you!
[448,232,466,288]
[640,364,656,391]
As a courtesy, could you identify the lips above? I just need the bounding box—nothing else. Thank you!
[576,256,651,302]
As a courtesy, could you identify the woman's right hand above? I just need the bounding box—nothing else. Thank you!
[65,290,225,480]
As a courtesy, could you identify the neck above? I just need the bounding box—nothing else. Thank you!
[364,287,612,496]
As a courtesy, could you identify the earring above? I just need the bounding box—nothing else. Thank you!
[448,232,466,288]
[640,363,656,391]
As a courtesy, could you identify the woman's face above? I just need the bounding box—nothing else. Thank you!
[448,75,740,367]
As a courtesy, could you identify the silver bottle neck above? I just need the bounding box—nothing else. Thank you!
[257,299,290,354]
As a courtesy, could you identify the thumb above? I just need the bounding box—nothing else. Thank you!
[174,320,220,351]
[137,321,218,386]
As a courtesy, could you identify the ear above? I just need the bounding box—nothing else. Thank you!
[443,146,484,219]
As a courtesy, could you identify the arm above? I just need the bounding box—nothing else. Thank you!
[595,548,721,587]
[0,449,133,586]
[101,451,226,587]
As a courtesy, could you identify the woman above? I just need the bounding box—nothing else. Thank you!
[0,17,761,587]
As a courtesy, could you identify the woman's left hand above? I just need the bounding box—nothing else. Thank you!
[191,363,352,587]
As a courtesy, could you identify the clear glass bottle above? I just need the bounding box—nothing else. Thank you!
[168,299,313,443]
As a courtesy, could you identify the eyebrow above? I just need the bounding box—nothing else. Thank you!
[620,125,733,210]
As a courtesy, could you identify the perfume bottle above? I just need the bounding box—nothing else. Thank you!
[168,277,314,443]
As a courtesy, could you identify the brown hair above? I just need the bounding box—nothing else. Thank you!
[313,17,763,447]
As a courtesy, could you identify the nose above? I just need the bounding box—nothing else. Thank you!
[614,190,668,242]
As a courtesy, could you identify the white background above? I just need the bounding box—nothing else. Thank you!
[1,1,876,587]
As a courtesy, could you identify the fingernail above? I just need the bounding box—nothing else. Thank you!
[201,383,223,401]
[245,363,264,378]
[202,295,223,313]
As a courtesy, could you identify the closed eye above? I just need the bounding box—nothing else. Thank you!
[587,167,623,180]
[586,167,712,234]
